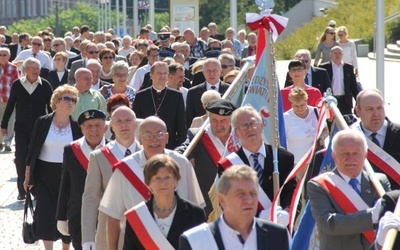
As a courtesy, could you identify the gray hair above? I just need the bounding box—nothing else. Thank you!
[22,58,41,71]
[201,90,221,105]
[111,61,129,75]
[86,59,102,68]
[231,105,262,130]
[218,53,235,65]
[331,130,368,154]
[294,49,311,59]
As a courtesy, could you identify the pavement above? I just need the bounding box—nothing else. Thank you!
[0,57,398,249]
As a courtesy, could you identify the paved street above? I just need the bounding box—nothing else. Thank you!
[0,57,398,249]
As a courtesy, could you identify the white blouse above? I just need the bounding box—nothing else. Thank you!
[153,206,177,237]
[38,123,73,163]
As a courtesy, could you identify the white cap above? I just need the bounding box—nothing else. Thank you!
[329,20,336,26]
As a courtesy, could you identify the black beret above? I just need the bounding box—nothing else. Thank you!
[205,99,236,116]
[159,47,175,58]
[158,32,171,41]
[78,109,106,125]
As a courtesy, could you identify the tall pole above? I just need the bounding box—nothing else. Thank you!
[108,0,112,30]
[122,0,127,36]
[133,0,139,37]
[376,0,385,96]
[230,0,237,33]
[116,0,120,36]
[98,1,101,31]
[55,1,60,36]
[149,0,155,28]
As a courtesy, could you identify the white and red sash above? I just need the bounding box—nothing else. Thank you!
[113,157,151,201]
[100,145,119,168]
[182,222,219,250]
[218,152,272,210]
[313,172,374,244]
[70,141,89,172]
[201,131,222,166]
[353,124,400,186]
[125,202,174,250]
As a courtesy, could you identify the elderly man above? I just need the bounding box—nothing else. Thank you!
[284,49,331,95]
[71,68,106,120]
[13,36,53,74]
[52,37,77,59]
[354,89,400,190]
[176,99,236,215]
[133,61,186,149]
[100,116,204,250]
[1,58,52,200]
[186,58,230,129]
[183,28,207,58]
[218,53,236,78]
[179,165,289,250]
[81,106,140,250]
[86,59,109,91]
[241,32,257,58]
[68,42,99,85]
[128,44,159,90]
[308,130,391,250]
[319,46,359,115]
[56,109,107,250]
[0,47,19,151]
[118,35,135,57]
[218,106,295,223]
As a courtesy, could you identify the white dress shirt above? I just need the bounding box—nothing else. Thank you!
[219,215,258,250]
[331,61,345,96]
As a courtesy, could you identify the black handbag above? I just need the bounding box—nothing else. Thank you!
[22,190,37,244]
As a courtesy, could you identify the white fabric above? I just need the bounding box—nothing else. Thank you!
[20,76,42,94]
[331,61,345,96]
[154,205,177,237]
[183,223,219,250]
[339,40,358,69]
[13,49,53,72]
[56,71,65,82]
[204,124,226,156]
[90,80,101,91]
[115,140,138,156]
[118,47,135,57]
[376,211,400,247]
[219,215,257,250]
[82,242,96,250]
[206,81,220,91]
[359,120,387,148]
[38,123,73,162]
[78,136,106,158]
[128,64,151,90]
[57,220,69,236]
[284,107,318,163]
[99,149,205,220]
[242,143,266,170]
[337,170,362,191]
[180,87,188,107]
[307,67,313,86]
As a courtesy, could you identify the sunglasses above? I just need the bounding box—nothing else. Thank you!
[88,51,99,54]
[327,32,335,35]
[53,44,62,47]
[102,56,114,60]
[60,96,77,103]
[221,64,233,69]
[32,42,42,46]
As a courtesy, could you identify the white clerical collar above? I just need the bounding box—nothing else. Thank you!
[152,85,166,93]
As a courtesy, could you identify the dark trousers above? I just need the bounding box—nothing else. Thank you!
[14,129,30,195]
[335,96,352,115]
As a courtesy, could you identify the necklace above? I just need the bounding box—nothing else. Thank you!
[101,68,112,77]
[150,87,168,116]
[153,196,177,213]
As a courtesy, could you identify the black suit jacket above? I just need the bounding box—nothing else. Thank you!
[123,194,206,250]
[284,66,332,95]
[25,113,82,185]
[185,81,229,128]
[179,217,289,250]
[218,144,296,209]
[8,43,29,61]
[67,54,82,69]
[133,86,187,149]
[47,69,69,90]
[319,62,359,114]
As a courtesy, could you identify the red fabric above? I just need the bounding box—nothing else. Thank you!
[247,15,285,35]
[70,141,89,172]
[126,209,160,250]
[280,86,322,112]
[368,149,400,185]
[314,177,374,244]
[100,146,119,169]
[201,132,221,166]
[0,63,19,102]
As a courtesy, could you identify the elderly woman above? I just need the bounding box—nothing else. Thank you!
[100,61,137,107]
[24,84,82,250]
[123,154,206,249]
[47,51,69,89]
[99,48,116,83]
[190,89,221,128]
[284,87,326,163]
[314,26,339,66]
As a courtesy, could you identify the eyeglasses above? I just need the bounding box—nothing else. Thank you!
[0,54,8,57]
[221,64,234,69]
[32,42,42,46]
[88,50,99,54]
[53,44,62,47]
[236,121,262,131]
[114,73,128,78]
[59,96,77,103]
[289,67,305,73]
[140,132,165,140]
[102,56,114,60]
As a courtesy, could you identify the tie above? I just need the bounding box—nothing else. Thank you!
[124,149,132,157]
[32,53,37,58]
[371,133,380,147]
[349,178,361,196]
[211,85,216,90]
[250,153,263,184]
[305,74,309,84]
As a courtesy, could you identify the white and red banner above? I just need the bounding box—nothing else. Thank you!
[70,141,89,172]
